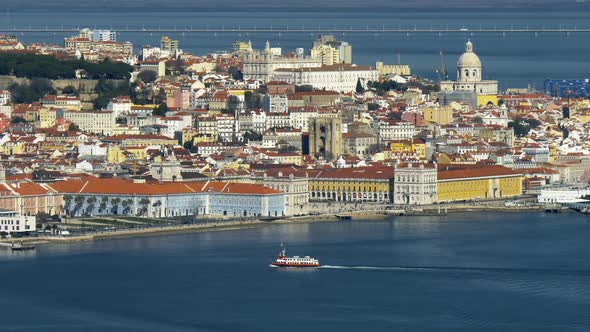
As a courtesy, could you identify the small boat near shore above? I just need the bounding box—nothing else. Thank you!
[11,242,36,251]
[260,216,281,222]
[271,243,319,267]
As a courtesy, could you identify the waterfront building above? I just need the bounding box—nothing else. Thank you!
[436,165,523,203]
[308,166,394,203]
[272,64,377,93]
[308,113,342,160]
[49,177,285,218]
[0,210,36,234]
[0,177,61,217]
[439,40,498,106]
[393,162,438,205]
[538,188,590,203]
[255,169,309,216]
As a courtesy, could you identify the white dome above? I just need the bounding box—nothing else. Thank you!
[457,40,481,68]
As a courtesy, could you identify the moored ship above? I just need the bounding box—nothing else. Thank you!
[271,244,319,267]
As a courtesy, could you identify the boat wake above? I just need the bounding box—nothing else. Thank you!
[319,265,590,276]
[319,265,436,272]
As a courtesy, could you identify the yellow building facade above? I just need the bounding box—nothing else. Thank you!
[390,139,427,160]
[476,95,498,107]
[437,167,523,203]
[308,167,395,202]
[423,106,453,125]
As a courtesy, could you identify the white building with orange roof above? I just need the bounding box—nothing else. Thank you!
[47,177,285,218]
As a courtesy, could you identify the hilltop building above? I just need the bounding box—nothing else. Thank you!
[440,40,498,107]
[242,41,322,82]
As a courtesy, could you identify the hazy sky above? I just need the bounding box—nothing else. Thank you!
[2,0,585,12]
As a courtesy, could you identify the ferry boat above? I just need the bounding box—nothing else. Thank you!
[271,244,319,268]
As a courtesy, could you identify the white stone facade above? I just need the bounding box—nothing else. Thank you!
[272,64,378,92]
[439,40,498,95]
[394,163,438,205]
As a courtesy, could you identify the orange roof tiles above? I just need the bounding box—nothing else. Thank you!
[47,177,281,196]
[437,165,520,180]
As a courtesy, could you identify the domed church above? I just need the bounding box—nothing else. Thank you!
[440,40,498,105]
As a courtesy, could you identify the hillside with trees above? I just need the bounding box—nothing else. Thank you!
[0,53,133,80]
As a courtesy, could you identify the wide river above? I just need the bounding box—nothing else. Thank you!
[4,10,590,88]
[1,212,590,331]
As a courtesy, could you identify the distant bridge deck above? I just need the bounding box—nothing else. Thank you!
[0,27,588,34]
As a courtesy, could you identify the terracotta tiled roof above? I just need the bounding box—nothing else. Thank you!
[47,177,281,196]
[438,165,520,180]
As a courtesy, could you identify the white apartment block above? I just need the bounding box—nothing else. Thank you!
[64,111,116,135]
[0,90,10,106]
[217,115,237,142]
[377,120,415,142]
[263,94,288,114]
[107,97,132,118]
[289,108,319,132]
[266,112,290,130]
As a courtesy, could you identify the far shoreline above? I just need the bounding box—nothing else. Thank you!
[0,205,569,246]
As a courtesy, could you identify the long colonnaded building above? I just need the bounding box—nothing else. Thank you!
[48,176,286,218]
[308,166,395,203]
[436,164,523,203]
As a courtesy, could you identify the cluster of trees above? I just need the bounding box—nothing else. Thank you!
[0,53,133,80]
[508,118,541,137]
[228,66,243,81]
[93,79,131,109]
[244,91,262,110]
[8,78,56,103]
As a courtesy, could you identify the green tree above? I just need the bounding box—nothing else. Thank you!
[61,85,79,96]
[228,66,243,81]
[68,123,80,132]
[244,91,262,110]
[139,198,151,216]
[9,78,55,103]
[355,79,365,94]
[11,116,27,124]
[368,103,380,111]
[137,70,158,83]
[473,116,484,124]
[508,121,530,137]
[153,103,168,116]
[110,197,121,214]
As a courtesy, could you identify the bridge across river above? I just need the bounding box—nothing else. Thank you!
[0,27,588,34]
